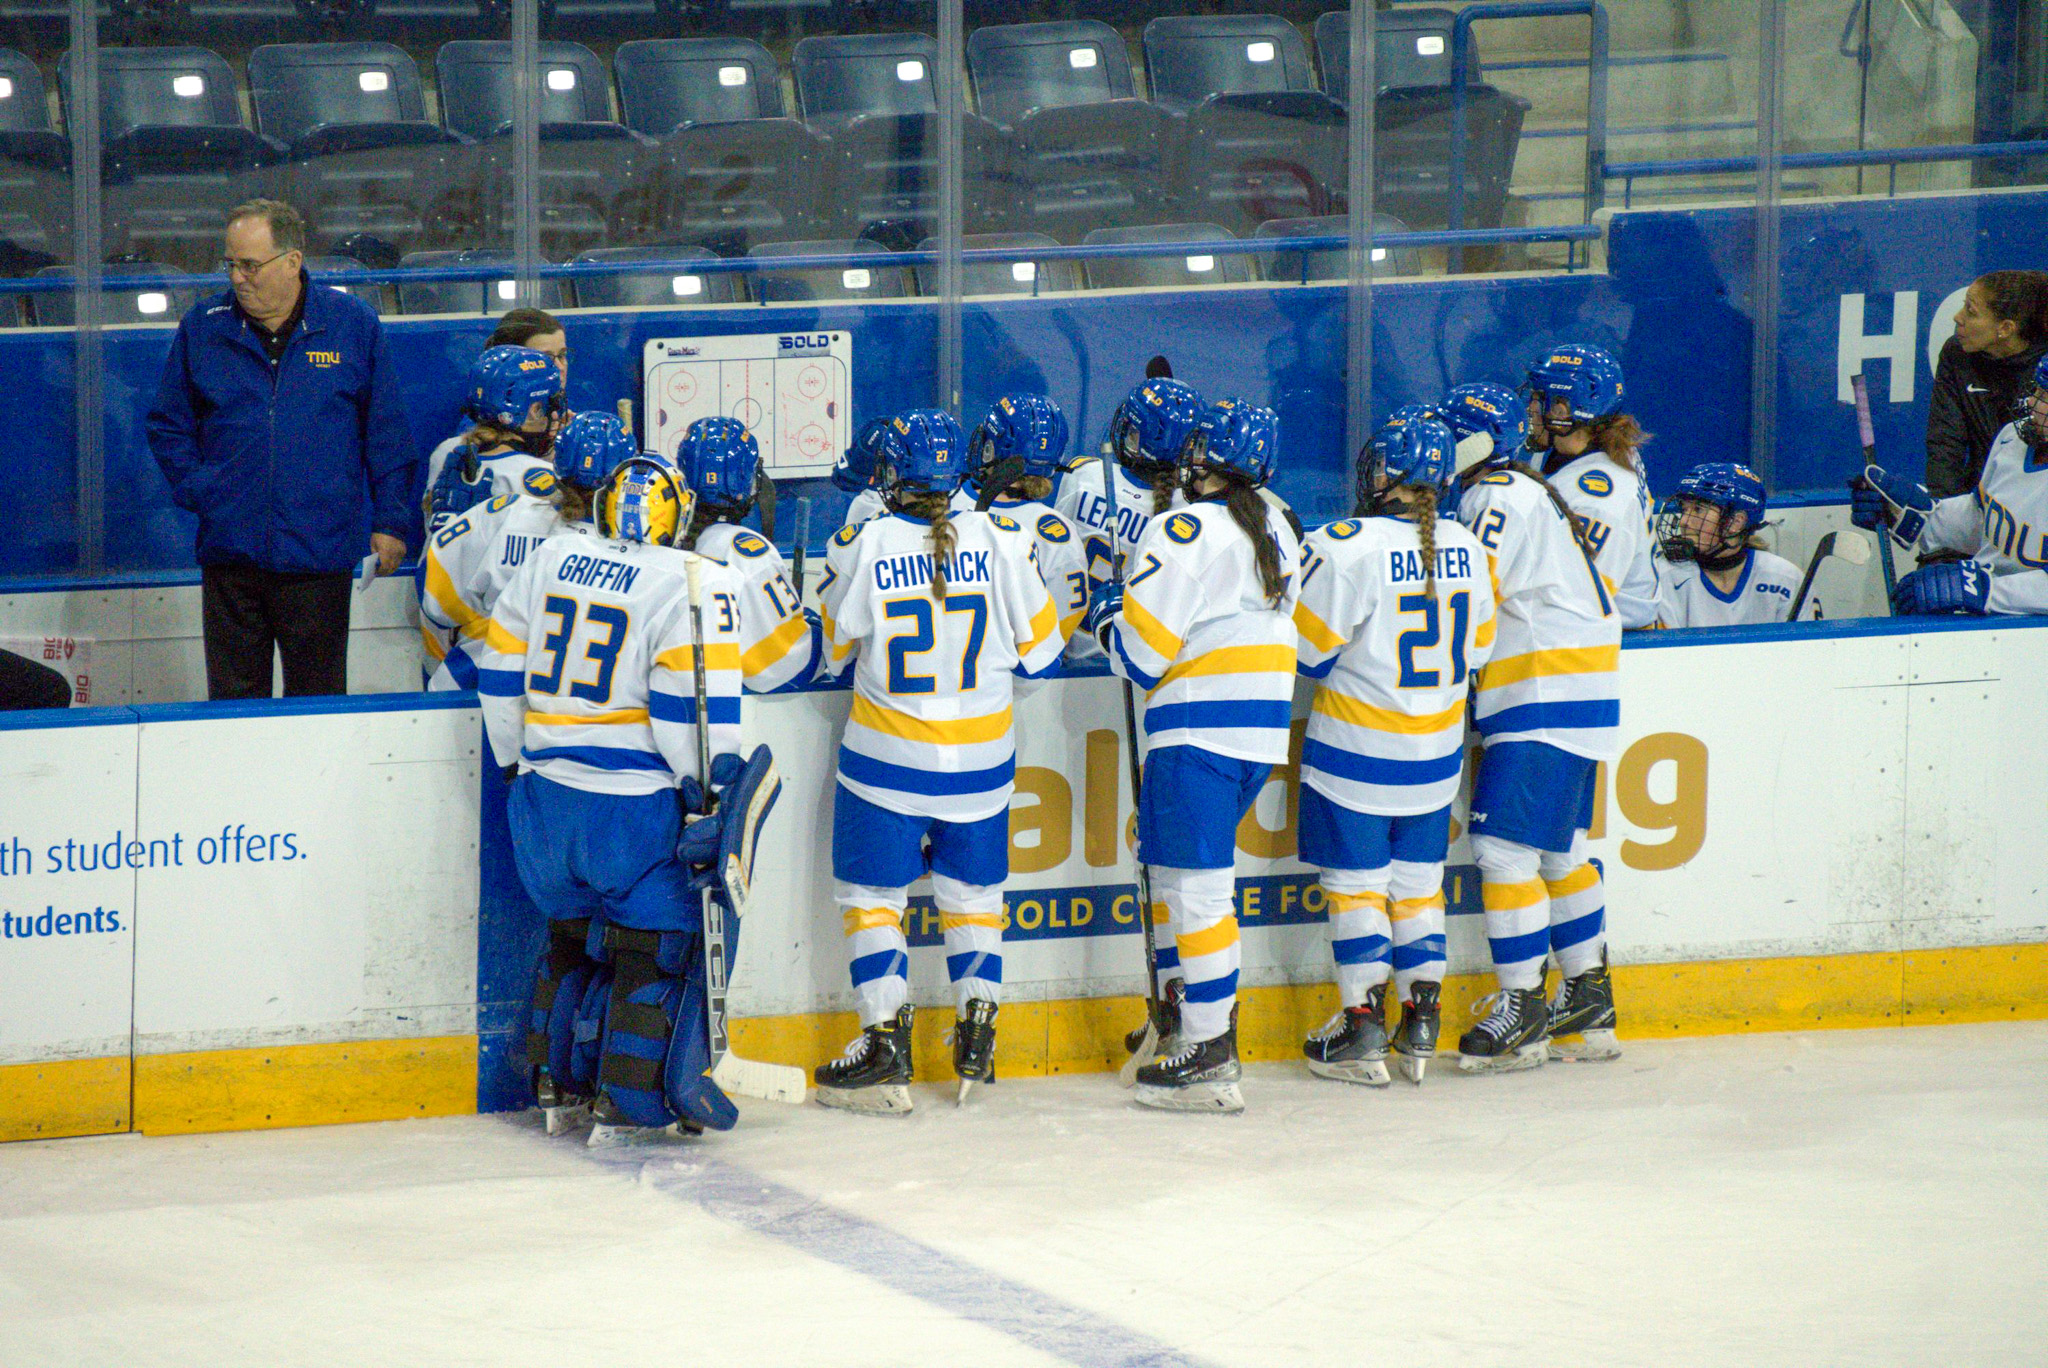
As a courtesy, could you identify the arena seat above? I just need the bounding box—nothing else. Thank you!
[746,238,914,303]
[0,48,70,277]
[912,231,1081,296]
[394,249,566,315]
[965,20,1135,128]
[304,254,392,313]
[1313,8,1466,104]
[1374,83,1527,230]
[653,118,829,259]
[567,244,743,307]
[825,110,1015,249]
[27,261,197,326]
[1079,222,1251,291]
[1254,212,1419,281]
[434,40,619,140]
[1140,14,1318,114]
[1177,90,1347,238]
[247,42,445,152]
[613,37,783,138]
[791,32,937,130]
[1009,98,1177,242]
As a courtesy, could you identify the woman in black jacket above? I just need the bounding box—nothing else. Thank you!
[1927,270,2048,498]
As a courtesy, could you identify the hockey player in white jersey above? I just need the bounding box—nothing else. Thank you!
[1082,401,1301,1113]
[1657,463,1816,626]
[1856,352,2048,616]
[1058,377,1205,582]
[420,412,637,691]
[814,410,1068,1113]
[836,416,895,530]
[1441,381,1622,1071]
[479,456,766,1141]
[1293,414,1495,1086]
[423,345,567,540]
[673,417,821,693]
[963,394,1095,659]
[1522,345,1664,629]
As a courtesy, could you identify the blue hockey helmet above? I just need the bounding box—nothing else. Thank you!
[1657,461,1768,566]
[552,412,640,492]
[1360,415,1458,513]
[1440,381,1530,470]
[1525,344,1627,431]
[464,344,565,430]
[2019,352,2048,447]
[879,409,969,502]
[1108,377,1205,477]
[676,417,761,515]
[834,416,892,493]
[597,456,692,548]
[970,393,1070,487]
[1181,397,1278,490]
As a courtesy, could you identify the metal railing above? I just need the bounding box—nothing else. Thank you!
[1605,138,2048,207]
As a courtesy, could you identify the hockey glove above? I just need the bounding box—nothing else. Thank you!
[1849,464,1930,547]
[677,751,745,819]
[1082,580,1125,651]
[1891,561,1990,616]
[428,449,494,533]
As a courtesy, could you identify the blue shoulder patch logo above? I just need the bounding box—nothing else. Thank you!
[522,468,558,499]
[1164,513,1201,544]
[1326,519,1362,540]
[732,531,771,558]
[1479,471,1515,486]
[990,513,1021,533]
[487,494,515,513]
[1577,469,1614,497]
[1036,514,1070,543]
[832,523,861,548]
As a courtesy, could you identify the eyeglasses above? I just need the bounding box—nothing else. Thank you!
[219,251,291,279]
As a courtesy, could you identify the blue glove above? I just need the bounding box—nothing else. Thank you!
[1082,579,1124,648]
[676,751,745,817]
[1847,477,1890,531]
[428,448,494,532]
[1850,464,1931,545]
[1892,561,1990,616]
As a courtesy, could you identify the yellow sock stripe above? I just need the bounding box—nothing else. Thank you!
[1177,916,1240,959]
[939,911,1005,931]
[1149,901,1170,927]
[1481,879,1547,912]
[842,906,904,935]
[1544,863,1602,899]
[1390,894,1445,921]
[1321,887,1388,914]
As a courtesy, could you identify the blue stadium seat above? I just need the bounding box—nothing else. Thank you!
[912,231,1081,296]
[434,40,618,140]
[966,20,1135,127]
[0,49,69,275]
[1314,8,1468,103]
[1375,84,1527,230]
[792,32,937,129]
[825,110,1014,249]
[567,244,744,308]
[654,118,829,259]
[247,43,446,153]
[1141,15,1317,114]
[394,250,566,316]
[613,38,783,138]
[1079,222,1251,291]
[1178,91,1347,238]
[747,239,914,303]
[1254,212,1420,282]
[305,255,391,314]
[28,262,198,327]
[1009,99,1177,242]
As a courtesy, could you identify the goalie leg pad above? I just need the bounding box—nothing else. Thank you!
[595,925,738,1133]
[526,917,599,1099]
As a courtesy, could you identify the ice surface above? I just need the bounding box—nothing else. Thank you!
[4,1023,2045,1368]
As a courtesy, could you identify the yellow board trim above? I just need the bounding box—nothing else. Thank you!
[850,695,1013,745]
[131,1036,476,1136]
[1477,643,1619,691]
[1311,690,1465,735]
[0,1055,131,1141]
[525,707,651,727]
[1155,644,1297,692]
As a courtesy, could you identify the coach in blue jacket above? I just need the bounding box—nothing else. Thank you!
[147,199,418,700]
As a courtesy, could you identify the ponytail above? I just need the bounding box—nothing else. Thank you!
[1409,485,1439,597]
[1587,413,1651,475]
[1223,481,1286,607]
[903,491,956,601]
[1978,269,2048,345]
[554,482,593,527]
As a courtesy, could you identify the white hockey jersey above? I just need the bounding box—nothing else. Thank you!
[1295,514,1497,815]
[1456,466,1622,763]
[843,486,889,530]
[1922,422,2048,615]
[1101,499,1302,765]
[420,486,567,689]
[425,431,557,529]
[691,521,820,693]
[1546,450,1663,629]
[478,526,746,797]
[1055,457,1158,586]
[1659,548,1813,628]
[820,510,1066,822]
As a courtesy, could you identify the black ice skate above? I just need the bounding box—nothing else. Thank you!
[1134,1019,1244,1114]
[1302,984,1390,1087]
[1119,977,1184,1087]
[535,1072,591,1137]
[814,1005,915,1116]
[1456,986,1551,1074]
[584,1093,703,1149]
[952,998,997,1105]
[1391,980,1442,1084]
[1547,957,1621,1062]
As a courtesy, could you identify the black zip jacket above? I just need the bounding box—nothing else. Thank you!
[1925,334,2048,497]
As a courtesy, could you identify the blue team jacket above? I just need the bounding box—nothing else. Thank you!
[146,279,419,574]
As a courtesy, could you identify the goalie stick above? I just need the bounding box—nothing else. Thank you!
[1850,373,1897,612]
[1787,529,1871,621]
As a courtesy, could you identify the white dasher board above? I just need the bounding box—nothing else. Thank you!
[643,331,851,478]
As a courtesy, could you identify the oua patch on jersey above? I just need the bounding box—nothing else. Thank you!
[1163,512,1201,543]
[1326,519,1362,540]
[523,468,558,499]
[1577,469,1613,497]
[731,531,771,558]
[1037,514,1071,542]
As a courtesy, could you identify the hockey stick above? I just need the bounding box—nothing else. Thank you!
[789,497,813,605]
[1850,374,1897,612]
[684,553,808,1105]
[1788,528,1871,621]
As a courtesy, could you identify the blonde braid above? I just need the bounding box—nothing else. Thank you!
[1411,485,1439,597]
[905,491,956,601]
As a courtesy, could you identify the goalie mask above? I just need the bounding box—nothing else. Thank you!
[598,457,693,547]
[1656,461,1767,570]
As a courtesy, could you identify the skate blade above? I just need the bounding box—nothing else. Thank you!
[543,1103,591,1137]
[1548,1029,1622,1062]
[1119,1021,1159,1088]
[814,1083,914,1116]
[1456,1041,1549,1074]
[1305,1056,1391,1088]
[1133,1080,1245,1114]
[585,1120,687,1150]
[1395,1051,1431,1084]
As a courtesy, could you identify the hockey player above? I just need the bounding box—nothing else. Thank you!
[674,417,822,693]
[1058,377,1205,583]
[1441,380,1623,1071]
[420,411,636,690]
[1657,463,1817,626]
[1855,352,2048,616]
[479,456,770,1142]
[1522,346,1664,629]
[814,410,1069,1113]
[963,394,1095,657]
[423,345,567,540]
[1293,415,1495,1086]
[1083,400,1301,1113]
[837,416,896,530]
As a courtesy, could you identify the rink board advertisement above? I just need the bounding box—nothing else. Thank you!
[3,619,2047,1141]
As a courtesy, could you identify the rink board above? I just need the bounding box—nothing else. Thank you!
[3,617,2046,1140]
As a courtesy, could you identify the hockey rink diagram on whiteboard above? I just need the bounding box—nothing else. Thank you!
[644,333,851,478]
